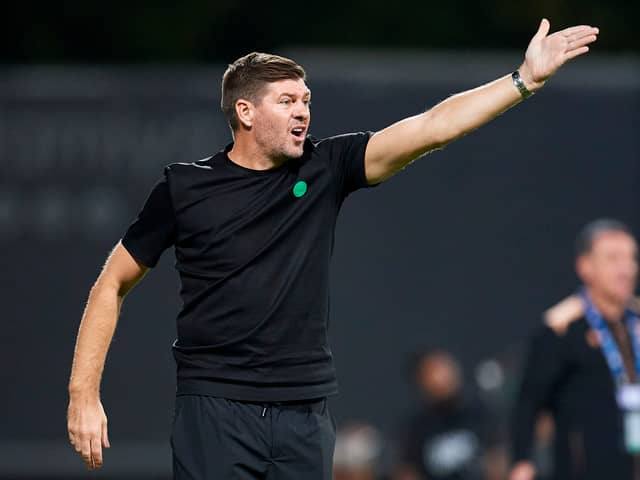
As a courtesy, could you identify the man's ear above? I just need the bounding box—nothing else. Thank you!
[576,255,590,284]
[235,99,254,129]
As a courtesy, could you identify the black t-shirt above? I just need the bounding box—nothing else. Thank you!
[122,132,374,401]
[399,399,488,480]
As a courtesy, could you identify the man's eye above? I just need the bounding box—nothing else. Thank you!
[280,98,291,105]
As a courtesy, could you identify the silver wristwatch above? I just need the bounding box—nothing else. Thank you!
[512,70,534,99]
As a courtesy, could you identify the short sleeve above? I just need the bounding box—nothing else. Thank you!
[121,174,176,268]
[321,131,376,198]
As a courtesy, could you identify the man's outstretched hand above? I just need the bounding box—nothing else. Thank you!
[519,19,599,92]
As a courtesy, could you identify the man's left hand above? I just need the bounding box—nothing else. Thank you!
[520,19,599,91]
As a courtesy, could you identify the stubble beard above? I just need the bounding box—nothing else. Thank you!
[258,131,303,162]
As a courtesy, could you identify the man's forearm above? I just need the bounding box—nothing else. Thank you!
[424,65,541,149]
[68,282,122,398]
[364,66,541,183]
[68,244,146,471]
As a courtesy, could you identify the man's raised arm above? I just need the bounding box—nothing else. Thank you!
[364,19,599,184]
[67,242,148,470]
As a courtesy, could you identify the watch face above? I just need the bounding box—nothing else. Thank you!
[513,71,531,98]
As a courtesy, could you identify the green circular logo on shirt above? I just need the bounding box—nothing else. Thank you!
[293,181,307,198]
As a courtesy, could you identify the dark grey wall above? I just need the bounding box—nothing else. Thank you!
[1,52,638,476]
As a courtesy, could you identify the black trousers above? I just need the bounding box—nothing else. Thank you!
[171,395,336,480]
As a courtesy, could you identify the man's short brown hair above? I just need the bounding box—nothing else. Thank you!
[221,52,306,131]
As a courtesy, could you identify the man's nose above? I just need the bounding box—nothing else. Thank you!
[293,103,309,119]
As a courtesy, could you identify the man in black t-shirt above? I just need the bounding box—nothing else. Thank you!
[67,20,599,479]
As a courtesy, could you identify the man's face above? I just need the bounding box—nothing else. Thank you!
[417,353,461,403]
[251,78,311,160]
[578,231,638,304]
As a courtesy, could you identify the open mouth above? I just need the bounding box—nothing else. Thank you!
[291,126,306,139]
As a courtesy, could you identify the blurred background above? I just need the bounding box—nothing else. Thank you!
[1,1,638,479]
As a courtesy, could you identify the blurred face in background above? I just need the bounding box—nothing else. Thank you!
[577,231,638,305]
[416,352,461,403]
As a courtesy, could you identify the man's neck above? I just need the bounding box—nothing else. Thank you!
[587,287,626,323]
[228,137,286,171]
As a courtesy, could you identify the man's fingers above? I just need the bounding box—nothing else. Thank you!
[565,29,599,45]
[80,438,93,469]
[567,35,598,52]
[102,421,110,449]
[559,25,598,37]
[565,46,590,61]
[90,437,103,468]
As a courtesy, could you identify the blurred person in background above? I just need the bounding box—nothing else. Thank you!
[66,19,599,480]
[393,350,494,480]
[510,219,640,480]
[334,422,384,480]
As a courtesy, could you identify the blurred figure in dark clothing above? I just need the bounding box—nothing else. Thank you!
[510,219,640,480]
[393,350,490,480]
